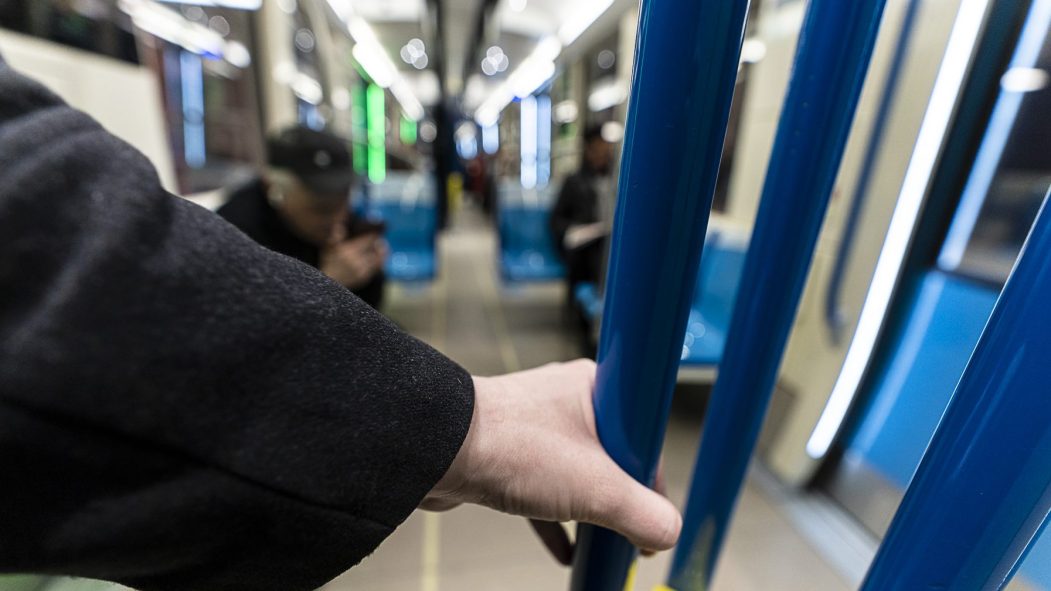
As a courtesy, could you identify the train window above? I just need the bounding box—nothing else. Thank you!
[0,0,139,63]
[937,21,1051,285]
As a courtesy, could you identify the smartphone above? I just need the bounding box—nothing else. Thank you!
[345,216,387,240]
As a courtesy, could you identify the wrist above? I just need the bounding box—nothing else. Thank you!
[426,376,500,507]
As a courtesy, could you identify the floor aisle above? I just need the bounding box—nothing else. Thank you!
[327,207,850,591]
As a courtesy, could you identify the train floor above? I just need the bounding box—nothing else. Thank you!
[327,204,854,591]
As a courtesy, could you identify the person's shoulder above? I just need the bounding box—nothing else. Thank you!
[217,178,268,230]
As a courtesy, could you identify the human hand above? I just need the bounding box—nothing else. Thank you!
[422,360,681,563]
[319,235,386,289]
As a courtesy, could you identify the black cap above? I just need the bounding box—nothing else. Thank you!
[267,126,354,196]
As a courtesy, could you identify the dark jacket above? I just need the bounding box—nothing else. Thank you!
[217,179,385,309]
[0,55,473,591]
[549,168,607,286]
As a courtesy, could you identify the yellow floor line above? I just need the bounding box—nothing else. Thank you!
[421,512,442,591]
[420,238,449,591]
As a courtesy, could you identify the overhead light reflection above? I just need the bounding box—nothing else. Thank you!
[805,0,993,460]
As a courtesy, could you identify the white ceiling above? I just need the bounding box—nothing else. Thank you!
[338,0,634,109]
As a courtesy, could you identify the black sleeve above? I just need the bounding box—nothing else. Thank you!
[0,59,473,591]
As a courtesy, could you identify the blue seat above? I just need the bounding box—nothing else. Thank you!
[572,232,747,368]
[363,173,438,282]
[679,238,747,367]
[498,206,565,282]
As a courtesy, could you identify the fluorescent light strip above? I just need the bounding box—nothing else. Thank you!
[805,0,991,459]
[119,0,250,67]
[537,94,552,187]
[344,15,426,120]
[521,95,538,189]
[938,1,1051,269]
[155,0,261,9]
[482,122,499,154]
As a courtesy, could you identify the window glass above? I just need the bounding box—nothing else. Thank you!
[938,21,1051,284]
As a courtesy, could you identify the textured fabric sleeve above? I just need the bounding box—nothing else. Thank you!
[0,59,474,591]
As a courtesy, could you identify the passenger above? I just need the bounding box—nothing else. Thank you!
[549,124,616,297]
[0,55,680,590]
[218,126,387,310]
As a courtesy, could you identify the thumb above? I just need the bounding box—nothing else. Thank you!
[585,463,682,552]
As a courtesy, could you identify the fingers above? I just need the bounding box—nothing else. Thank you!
[586,462,682,552]
[529,519,574,566]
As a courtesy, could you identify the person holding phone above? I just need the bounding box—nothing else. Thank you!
[218,126,388,309]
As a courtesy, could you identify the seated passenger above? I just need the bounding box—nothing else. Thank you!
[219,126,387,309]
[549,125,616,295]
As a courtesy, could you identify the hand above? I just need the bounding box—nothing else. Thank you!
[319,235,386,289]
[564,222,609,250]
[423,360,682,563]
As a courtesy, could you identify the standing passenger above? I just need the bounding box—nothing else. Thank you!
[549,125,616,297]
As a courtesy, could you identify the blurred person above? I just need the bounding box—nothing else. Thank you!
[218,126,387,309]
[550,124,616,295]
[0,54,680,591]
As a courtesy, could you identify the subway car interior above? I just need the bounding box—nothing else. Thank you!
[1,0,1050,589]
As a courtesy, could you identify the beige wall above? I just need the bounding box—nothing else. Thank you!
[0,29,177,192]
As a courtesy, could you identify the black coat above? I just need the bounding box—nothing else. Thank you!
[217,179,385,309]
[0,55,473,590]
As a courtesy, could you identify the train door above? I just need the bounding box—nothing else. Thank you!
[820,2,1051,588]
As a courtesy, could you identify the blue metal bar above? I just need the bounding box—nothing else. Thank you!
[860,191,1051,589]
[567,0,750,589]
[666,1,889,588]
[824,0,922,344]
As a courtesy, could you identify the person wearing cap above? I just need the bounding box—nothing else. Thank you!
[0,55,681,590]
[218,126,387,309]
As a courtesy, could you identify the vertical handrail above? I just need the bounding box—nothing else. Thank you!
[666,1,889,589]
[860,191,1051,589]
[567,0,750,589]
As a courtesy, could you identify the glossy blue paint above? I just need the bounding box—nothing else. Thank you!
[567,0,750,588]
[667,1,889,588]
[860,191,1051,589]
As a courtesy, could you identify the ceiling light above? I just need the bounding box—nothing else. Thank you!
[353,42,395,87]
[509,0,527,12]
[588,79,628,111]
[553,100,578,123]
[741,38,767,64]
[1001,67,1049,92]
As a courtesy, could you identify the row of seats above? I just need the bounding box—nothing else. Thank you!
[372,176,749,373]
[494,180,749,371]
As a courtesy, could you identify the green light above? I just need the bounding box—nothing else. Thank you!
[366,83,386,183]
[400,115,417,145]
[351,83,367,174]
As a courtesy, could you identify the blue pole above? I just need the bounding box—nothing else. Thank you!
[567,0,750,589]
[666,1,889,588]
[860,191,1051,589]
